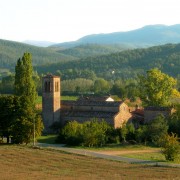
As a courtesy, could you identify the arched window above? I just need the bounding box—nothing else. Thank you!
[44,81,51,92]
[55,82,59,92]
[45,82,47,92]
[48,81,51,92]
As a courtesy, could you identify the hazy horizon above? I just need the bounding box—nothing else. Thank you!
[0,0,180,43]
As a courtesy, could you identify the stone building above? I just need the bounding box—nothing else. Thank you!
[42,74,60,133]
[42,75,132,132]
[61,98,132,128]
[144,106,175,124]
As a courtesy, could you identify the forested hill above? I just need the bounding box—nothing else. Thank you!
[0,39,76,70]
[57,44,134,58]
[36,43,180,80]
[51,24,180,49]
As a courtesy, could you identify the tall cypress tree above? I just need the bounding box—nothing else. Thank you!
[13,52,43,144]
[15,52,37,107]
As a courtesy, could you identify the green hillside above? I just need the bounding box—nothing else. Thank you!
[0,39,76,72]
[36,43,180,80]
[57,44,134,58]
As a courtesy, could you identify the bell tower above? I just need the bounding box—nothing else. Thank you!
[42,74,60,133]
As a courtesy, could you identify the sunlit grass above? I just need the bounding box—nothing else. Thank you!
[35,95,78,104]
[120,152,180,164]
[72,144,159,151]
[122,152,165,161]
[61,96,78,101]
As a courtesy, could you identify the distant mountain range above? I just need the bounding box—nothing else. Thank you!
[1,24,180,78]
[50,24,180,49]
[23,40,55,47]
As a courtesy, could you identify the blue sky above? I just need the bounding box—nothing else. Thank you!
[0,0,179,43]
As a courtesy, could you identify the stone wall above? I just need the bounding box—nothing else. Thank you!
[42,75,60,133]
[144,107,173,124]
[114,103,132,128]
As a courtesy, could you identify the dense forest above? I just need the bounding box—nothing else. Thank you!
[0,39,76,72]
[1,39,180,81]
[1,40,180,96]
[0,39,131,78]
[37,43,180,80]
[56,44,132,58]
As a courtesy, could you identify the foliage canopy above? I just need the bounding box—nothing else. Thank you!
[139,68,177,107]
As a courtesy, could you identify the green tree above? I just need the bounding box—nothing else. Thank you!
[0,95,20,143]
[82,119,110,147]
[111,82,127,100]
[126,83,139,101]
[15,53,37,106]
[147,115,168,144]
[0,75,14,94]
[13,53,43,144]
[139,68,177,106]
[57,119,111,147]
[117,123,128,142]
[93,78,111,95]
[59,121,83,145]
[135,125,148,144]
[126,123,135,141]
[159,133,180,161]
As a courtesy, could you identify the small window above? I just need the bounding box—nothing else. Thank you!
[44,81,51,93]
[45,82,48,92]
[48,82,51,92]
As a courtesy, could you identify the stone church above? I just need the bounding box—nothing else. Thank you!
[42,74,132,132]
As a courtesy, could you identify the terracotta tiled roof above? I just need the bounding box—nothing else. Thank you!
[61,100,122,107]
[78,96,112,102]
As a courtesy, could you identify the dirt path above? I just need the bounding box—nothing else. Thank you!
[37,143,180,168]
[95,149,160,155]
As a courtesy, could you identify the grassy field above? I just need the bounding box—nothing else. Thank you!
[0,145,180,180]
[72,143,159,151]
[37,136,179,164]
[36,96,78,104]
[121,152,180,164]
[37,135,58,144]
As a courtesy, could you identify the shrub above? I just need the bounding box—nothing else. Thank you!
[159,133,180,161]
[59,121,83,146]
[57,119,111,147]
[82,119,110,147]
[147,115,168,145]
